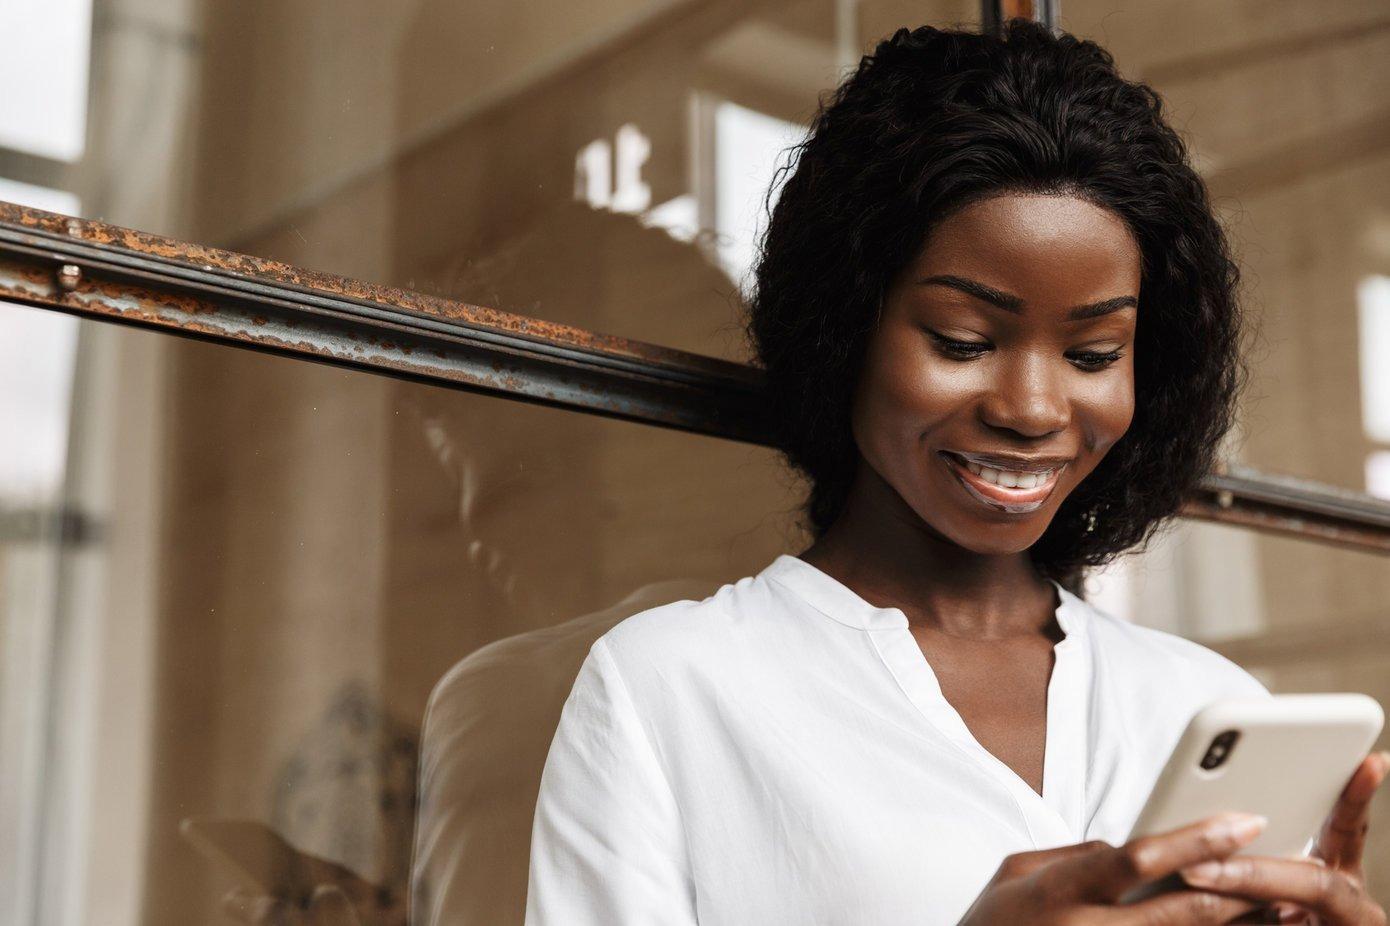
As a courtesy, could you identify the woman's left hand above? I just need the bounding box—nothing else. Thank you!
[1177,750,1390,924]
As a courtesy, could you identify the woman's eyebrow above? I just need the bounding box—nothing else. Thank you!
[917,274,1025,311]
[1066,295,1138,320]
[916,274,1137,319]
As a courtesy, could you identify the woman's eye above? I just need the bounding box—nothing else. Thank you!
[1067,349,1124,370]
[927,331,991,359]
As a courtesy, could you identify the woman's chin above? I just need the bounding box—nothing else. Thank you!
[920,508,1055,558]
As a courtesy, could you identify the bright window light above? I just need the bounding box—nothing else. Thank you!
[1359,275,1390,443]
[641,194,699,244]
[0,178,81,216]
[0,304,78,502]
[0,180,81,501]
[0,0,93,162]
[714,101,806,297]
[1367,451,1390,501]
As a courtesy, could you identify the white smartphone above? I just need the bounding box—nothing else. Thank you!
[1120,693,1383,904]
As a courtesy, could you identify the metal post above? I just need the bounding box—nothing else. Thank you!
[981,0,1059,35]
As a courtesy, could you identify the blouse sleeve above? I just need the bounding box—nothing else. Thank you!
[524,638,699,925]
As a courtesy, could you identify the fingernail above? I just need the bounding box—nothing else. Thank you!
[1207,812,1267,846]
[1181,860,1226,886]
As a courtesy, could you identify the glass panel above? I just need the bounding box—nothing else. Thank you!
[1060,1,1390,491]
[0,305,801,924]
[1087,520,1390,645]
[10,306,1386,921]
[0,302,79,924]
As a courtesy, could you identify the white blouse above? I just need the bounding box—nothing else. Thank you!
[524,554,1269,925]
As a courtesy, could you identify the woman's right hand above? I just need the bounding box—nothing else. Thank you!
[958,811,1271,924]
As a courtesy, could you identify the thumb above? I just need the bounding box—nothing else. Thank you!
[307,885,361,926]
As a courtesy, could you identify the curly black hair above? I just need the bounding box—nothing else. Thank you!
[745,19,1244,579]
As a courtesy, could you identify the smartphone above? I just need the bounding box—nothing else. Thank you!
[1120,693,1384,904]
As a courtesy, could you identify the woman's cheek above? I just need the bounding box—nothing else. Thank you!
[1078,368,1136,454]
[887,354,982,421]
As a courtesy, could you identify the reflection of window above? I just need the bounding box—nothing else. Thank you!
[0,180,81,501]
[1367,451,1390,500]
[571,103,806,291]
[1358,275,1390,498]
[0,0,93,161]
[574,124,652,214]
[713,101,806,298]
[0,304,79,502]
[0,178,80,220]
[575,121,700,244]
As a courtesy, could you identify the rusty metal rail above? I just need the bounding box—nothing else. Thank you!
[1185,466,1390,554]
[3,201,1390,554]
[0,202,768,443]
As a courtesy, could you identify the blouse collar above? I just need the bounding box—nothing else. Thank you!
[761,553,1087,639]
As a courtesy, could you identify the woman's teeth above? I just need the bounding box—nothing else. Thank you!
[961,460,1053,490]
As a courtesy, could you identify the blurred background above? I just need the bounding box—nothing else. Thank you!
[1,0,1389,923]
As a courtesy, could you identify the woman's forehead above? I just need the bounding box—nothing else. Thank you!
[907,193,1142,304]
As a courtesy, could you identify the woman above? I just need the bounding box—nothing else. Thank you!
[525,21,1388,925]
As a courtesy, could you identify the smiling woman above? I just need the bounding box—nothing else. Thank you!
[748,24,1245,585]
[525,18,1389,926]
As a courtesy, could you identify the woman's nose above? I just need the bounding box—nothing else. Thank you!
[977,355,1070,438]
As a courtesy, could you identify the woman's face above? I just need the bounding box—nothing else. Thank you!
[851,193,1141,556]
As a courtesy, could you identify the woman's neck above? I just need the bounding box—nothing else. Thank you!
[798,469,1059,641]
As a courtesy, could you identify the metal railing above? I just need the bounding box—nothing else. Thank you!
[3,201,1389,555]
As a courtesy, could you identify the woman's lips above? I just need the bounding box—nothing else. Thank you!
[939,451,1067,514]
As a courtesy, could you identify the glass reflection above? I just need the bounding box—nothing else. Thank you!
[0,302,80,926]
[0,307,798,923]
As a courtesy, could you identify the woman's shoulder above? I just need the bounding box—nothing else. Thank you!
[1067,590,1270,701]
[596,572,764,658]
[584,568,803,702]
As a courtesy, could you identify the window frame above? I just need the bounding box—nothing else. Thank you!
[2,199,1388,555]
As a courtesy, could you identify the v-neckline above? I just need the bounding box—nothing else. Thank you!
[762,554,1091,848]
[905,624,1061,799]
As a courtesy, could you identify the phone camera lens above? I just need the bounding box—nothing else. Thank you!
[1199,730,1241,770]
